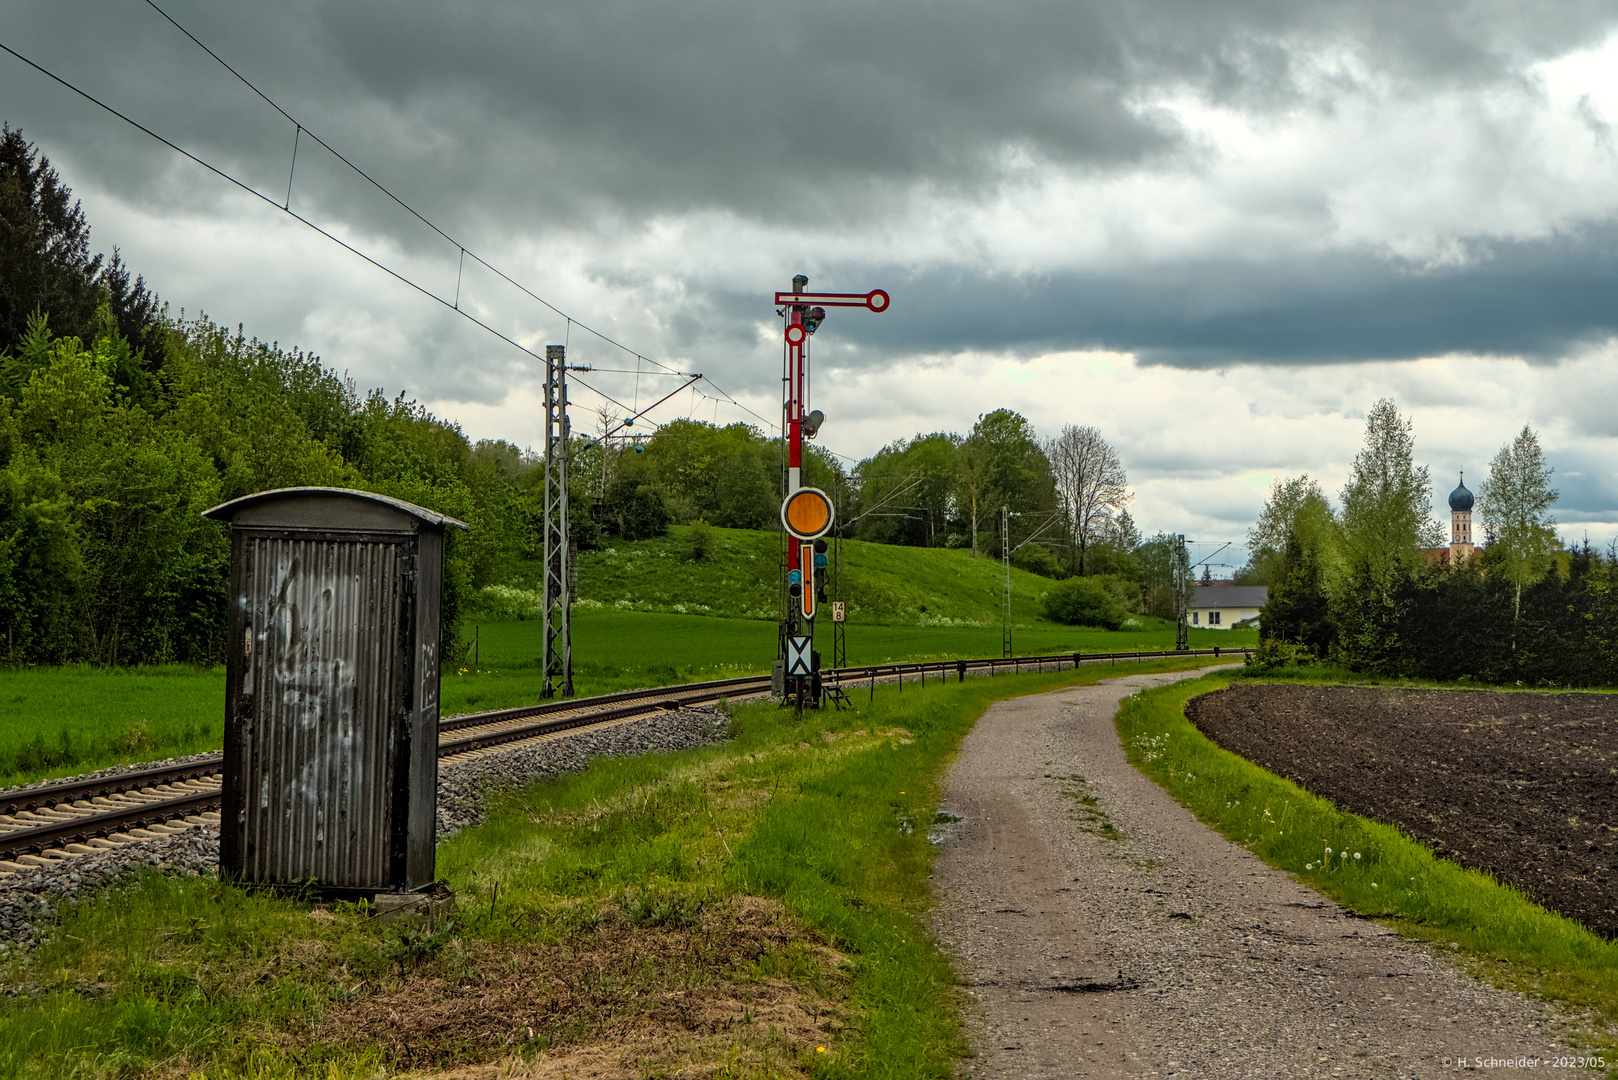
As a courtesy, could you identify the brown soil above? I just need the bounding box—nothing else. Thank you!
[308,895,844,1078]
[1188,683,1618,938]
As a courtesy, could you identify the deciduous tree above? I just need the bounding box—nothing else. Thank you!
[1478,424,1559,648]
[1045,423,1129,575]
[1338,399,1442,600]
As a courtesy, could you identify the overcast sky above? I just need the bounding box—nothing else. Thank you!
[5,0,1618,568]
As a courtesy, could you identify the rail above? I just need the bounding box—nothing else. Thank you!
[0,646,1247,860]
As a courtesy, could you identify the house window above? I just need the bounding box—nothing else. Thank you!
[1192,611,1199,624]
[1209,611,1222,625]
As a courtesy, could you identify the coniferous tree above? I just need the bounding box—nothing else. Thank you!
[0,127,165,376]
[1261,531,1336,656]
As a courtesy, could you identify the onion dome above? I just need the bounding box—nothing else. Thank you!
[1449,473,1473,513]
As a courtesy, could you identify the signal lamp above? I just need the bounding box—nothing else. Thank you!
[789,582,802,597]
[803,410,825,438]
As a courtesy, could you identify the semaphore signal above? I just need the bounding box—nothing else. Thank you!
[773,276,889,710]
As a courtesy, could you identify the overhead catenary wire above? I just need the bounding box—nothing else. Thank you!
[5,20,856,458]
[144,1,850,448]
[0,36,681,432]
[139,0,697,382]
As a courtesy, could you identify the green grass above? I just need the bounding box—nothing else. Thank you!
[0,607,1251,790]
[0,656,1228,1079]
[0,666,224,788]
[494,524,1117,627]
[1118,674,1618,1061]
[447,607,1253,713]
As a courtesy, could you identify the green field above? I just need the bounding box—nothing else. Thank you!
[0,526,1257,789]
[0,608,1253,789]
[486,524,1085,627]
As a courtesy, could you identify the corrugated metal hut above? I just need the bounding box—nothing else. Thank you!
[203,487,465,896]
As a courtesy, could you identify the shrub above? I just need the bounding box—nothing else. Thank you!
[466,584,543,621]
[1011,543,1064,579]
[687,520,715,561]
[1243,638,1317,673]
[1041,576,1127,629]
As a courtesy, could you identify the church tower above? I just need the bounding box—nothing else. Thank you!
[1449,473,1474,560]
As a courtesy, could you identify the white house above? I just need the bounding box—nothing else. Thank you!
[1189,585,1268,630]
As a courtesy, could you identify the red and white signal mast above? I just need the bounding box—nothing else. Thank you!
[774,275,889,708]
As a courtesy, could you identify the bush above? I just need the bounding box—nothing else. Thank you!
[465,584,544,621]
[1011,543,1064,579]
[597,478,670,540]
[1243,638,1318,673]
[687,520,715,561]
[1041,576,1127,629]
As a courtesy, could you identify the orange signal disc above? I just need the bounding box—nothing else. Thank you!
[782,487,834,539]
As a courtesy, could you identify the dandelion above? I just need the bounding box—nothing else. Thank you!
[1372,883,1378,888]
[1305,863,1315,870]
[1325,847,1332,854]
[1353,852,1362,860]
[817,1047,828,1054]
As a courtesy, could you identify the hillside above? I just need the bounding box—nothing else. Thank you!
[480,525,1088,627]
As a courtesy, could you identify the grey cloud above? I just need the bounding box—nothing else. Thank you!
[6,0,1618,410]
[818,224,1618,368]
[6,0,1617,238]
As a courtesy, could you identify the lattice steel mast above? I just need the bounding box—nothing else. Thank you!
[542,344,574,697]
[1173,533,1190,652]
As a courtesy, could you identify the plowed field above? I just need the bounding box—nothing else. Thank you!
[1186,684,1618,938]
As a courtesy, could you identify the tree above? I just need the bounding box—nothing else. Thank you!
[1261,531,1336,656]
[954,431,993,555]
[635,418,777,530]
[1136,533,1190,619]
[1243,475,1335,585]
[851,431,959,546]
[1106,509,1141,551]
[1045,423,1129,575]
[955,409,1057,556]
[1477,424,1559,648]
[1338,399,1442,600]
[0,127,165,374]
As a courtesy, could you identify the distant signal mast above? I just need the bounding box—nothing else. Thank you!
[773,276,890,709]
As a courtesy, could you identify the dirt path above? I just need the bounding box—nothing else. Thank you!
[932,669,1585,1079]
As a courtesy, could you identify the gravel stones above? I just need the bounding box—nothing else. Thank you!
[932,670,1585,1079]
[0,705,732,953]
[436,706,731,837]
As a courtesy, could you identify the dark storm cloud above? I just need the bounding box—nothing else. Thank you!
[810,224,1618,367]
[4,0,1618,385]
[5,0,1616,233]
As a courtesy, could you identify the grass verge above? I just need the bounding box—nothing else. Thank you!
[1118,673,1618,1059]
[0,665,223,788]
[1,657,1224,1079]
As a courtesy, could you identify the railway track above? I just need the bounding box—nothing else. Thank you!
[0,647,1243,870]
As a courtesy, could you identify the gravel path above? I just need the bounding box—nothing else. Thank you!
[932,669,1588,1079]
[0,705,730,954]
